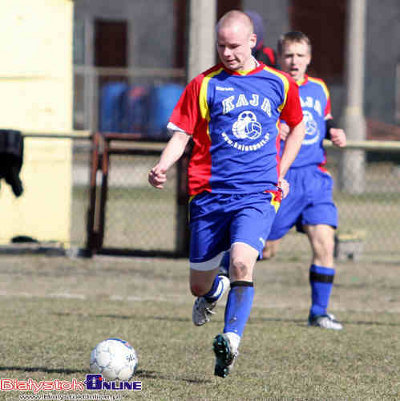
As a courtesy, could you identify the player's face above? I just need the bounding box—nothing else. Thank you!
[278,41,311,82]
[217,24,256,71]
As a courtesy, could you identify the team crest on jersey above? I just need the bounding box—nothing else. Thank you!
[221,110,270,152]
[302,110,320,145]
[232,111,262,140]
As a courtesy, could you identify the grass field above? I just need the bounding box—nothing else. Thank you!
[1,254,400,400]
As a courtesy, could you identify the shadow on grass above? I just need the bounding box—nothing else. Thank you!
[53,312,191,323]
[250,316,400,327]
[136,369,210,384]
[54,312,400,327]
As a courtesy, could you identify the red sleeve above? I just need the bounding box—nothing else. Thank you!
[324,88,332,117]
[279,78,303,128]
[168,76,202,136]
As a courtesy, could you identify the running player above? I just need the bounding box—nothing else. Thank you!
[263,31,347,330]
[148,11,305,377]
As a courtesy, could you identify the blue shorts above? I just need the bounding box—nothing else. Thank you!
[189,191,280,270]
[268,165,338,241]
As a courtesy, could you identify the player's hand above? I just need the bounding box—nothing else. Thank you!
[330,128,346,147]
[148,165,167,189]
[279,123,290,141]
[278,177,289,199]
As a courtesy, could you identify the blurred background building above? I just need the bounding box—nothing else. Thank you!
[73,0,400,139]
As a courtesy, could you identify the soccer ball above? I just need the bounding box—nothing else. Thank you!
[90,338,138,381]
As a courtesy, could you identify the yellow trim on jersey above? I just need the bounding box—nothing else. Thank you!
[297,77,306,86]
[263,66,290,112]
[308,77,330,101]
[199,68,224,139]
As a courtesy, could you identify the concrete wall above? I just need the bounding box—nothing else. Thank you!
[74,0,176,68]
[0,0,74,245]
[0,0,73,131]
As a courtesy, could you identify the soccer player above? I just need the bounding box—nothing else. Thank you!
[262,31,347,330]
[148,11,305,377]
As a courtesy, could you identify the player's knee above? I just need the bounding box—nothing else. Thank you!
[190,282,209,297]
[313,241,335,266]
[230,256,252,280]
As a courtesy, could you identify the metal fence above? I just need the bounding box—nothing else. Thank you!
[78,135,400,262]
[84,133,189,257]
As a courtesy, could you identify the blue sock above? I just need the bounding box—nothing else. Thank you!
[223,281,254,337]
[204,275,226,303]
[309,264,335,317]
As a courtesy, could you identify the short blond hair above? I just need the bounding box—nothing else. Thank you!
[216,10,254,36]
[277,31,312,55]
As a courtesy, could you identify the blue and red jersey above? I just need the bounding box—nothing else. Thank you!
[168,62,303,196]
[282,74,331,168]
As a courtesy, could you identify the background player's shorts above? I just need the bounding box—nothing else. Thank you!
[268,165,338,241]
[189,191,279,270]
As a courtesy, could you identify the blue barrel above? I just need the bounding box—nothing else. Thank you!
[120,85,150,134]
[147,83,184,140]
[99,82,129,132]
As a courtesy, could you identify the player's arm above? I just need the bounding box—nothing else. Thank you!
[279,119,305,179]
[148,131,190,189]
[325,115,346,147]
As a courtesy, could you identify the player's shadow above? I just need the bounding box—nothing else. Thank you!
[136,369,210,384]
[249,316,400,327]
[249,316,305,325]
[53,312,191,323]
[0,366,87,374]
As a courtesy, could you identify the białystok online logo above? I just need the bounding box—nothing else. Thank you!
[0,375,142,393]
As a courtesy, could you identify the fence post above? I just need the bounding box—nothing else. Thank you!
[339,0,367,193]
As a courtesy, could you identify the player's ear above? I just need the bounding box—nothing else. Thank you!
[306,49,312,67]
[249,33,257,49]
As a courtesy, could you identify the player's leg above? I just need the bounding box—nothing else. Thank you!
[214,242,258,378]
[305,224,341,328]
[190,267,230,326]
[189,193,231,326]
[218,249,230,277]
[262,239,281,259]
[305,223,335,267]
[214,192,276,378]
[301,167,342,330]
[304,224,342,330]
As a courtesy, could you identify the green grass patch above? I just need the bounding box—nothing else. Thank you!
[0,255,399,400]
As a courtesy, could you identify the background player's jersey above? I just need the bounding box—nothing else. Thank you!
[282,75,331,168]
[168,63,302,196]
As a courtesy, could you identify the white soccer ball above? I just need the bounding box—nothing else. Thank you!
[90,338,138,381]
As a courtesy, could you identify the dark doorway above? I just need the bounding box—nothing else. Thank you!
[290,0,346,83]
[218,0,242,18]
[95,19,128,67]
